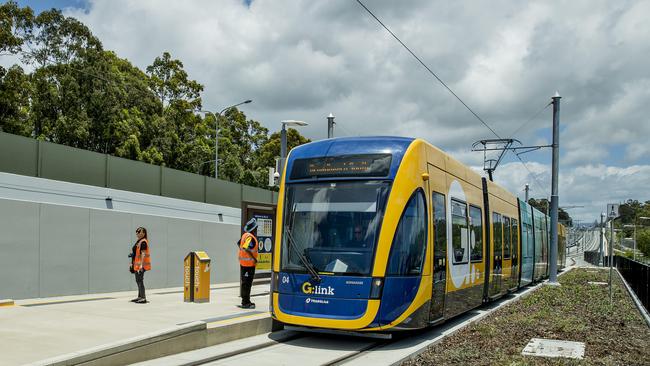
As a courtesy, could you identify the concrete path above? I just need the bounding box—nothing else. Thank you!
[0,280,270,365]
[567,229,601,267]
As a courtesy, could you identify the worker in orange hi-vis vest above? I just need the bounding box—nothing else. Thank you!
[237,218,258,309]
[130,227,151,304]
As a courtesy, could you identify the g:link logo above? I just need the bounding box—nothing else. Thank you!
[301,282,335,296]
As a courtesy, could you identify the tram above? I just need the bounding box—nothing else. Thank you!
[270,137,565,333]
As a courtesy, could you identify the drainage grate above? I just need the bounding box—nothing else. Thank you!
[522,338,585,359]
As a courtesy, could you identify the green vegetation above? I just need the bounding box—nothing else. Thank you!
[616,200,650,261]
[0,1,309,188]
[403,268,650,366]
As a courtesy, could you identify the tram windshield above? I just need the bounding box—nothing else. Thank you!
[281,181,391,276]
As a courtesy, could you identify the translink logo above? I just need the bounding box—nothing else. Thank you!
[301,282,335,296]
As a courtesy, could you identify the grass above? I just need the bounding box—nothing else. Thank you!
[403,268,650,366]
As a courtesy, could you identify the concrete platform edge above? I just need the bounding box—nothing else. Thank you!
[31,314,273,366]
[31,321,206,366]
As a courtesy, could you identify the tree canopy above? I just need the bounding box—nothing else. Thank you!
[617,200,650,259]
[0,2,309,189]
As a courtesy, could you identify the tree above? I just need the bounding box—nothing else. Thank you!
[146,52,203,112]
[618,199,641,225]
[637,229,650,259]
[24,8,102,67]
[0,1,33,55]
[217,108,269,186]
[0,3,312,189]
[0,65,31,135]
[256,128,310,170]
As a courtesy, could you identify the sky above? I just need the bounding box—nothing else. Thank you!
[7,0,650,224]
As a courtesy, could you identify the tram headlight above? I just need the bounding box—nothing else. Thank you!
[370,277,384,299]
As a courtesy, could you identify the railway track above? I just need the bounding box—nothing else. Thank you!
[193,331,387,366]
[139,279,546,366]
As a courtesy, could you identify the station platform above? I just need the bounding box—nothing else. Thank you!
[0,278,271,366]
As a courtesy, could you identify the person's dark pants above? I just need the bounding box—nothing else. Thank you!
[135,271,146,299]
[240,266,256,305]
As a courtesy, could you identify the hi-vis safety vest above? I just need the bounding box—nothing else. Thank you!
[238,232,258,267]
[133,238,151,272]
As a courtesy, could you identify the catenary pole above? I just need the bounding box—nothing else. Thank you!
[525,183,530,202]
[280,124,287,177]
[599,212,605,266]
[548,92,561,284]
[609,218,614,302]
[327,113,335,139]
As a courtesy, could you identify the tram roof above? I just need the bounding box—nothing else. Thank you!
[285,136,415,182]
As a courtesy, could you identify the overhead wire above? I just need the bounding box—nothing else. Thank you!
[509,101,552,139]
[355,0,562,191]
[509,149,549,198]
[336,122,361,137]
[354,0,501,139]
[507,102,553,199]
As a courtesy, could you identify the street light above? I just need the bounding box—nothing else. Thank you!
[186,99,252,179]
[279,120,309,178]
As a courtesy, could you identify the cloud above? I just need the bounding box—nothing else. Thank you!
[22,0,646,222]
[493,162,650,222]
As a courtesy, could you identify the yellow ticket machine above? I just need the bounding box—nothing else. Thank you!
[183,251,211,303]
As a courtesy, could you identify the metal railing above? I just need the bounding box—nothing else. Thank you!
[616,255,650,312]
[584,250,600,266]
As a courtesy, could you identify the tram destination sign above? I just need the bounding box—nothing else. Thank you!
[291,154,392,179]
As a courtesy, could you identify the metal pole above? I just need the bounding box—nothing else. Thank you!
[599,213,604,266]
[548,92,561,284]
[327,113,335,139]
[214,112,219,179]
[609,218,614,302]
[280,124,287,177]
[525,183,529,202]
[634,217,637,261]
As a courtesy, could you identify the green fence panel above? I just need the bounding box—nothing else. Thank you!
[40,141,106,187]
[243,185,273,204]
[0,132,38,177]
[108,156,161,196]
[206,178,241,208]
[161,167,205,202]
[0,132,278,209]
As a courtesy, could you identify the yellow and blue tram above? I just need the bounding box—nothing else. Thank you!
[270,137,565,333]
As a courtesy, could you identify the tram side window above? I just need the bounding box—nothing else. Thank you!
[493,212,503,258]
[504,216,511,259]
[451,199,468,263]
[521,222,535,258]
[511,218,519,259]
[469,206,483,262]
[432,192,446,262]
[386,190,427,276]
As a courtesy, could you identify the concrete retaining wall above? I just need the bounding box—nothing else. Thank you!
[0,173,244,300]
